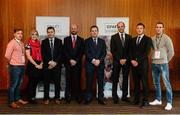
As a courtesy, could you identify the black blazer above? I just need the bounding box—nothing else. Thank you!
[41,37,63,68]
[110,33,132,65]
[64,35,84,65]
[85,37,106,65]
[131,35,152,64]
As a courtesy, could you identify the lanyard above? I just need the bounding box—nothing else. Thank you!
[155,34,163,49]
[14,38,24,54]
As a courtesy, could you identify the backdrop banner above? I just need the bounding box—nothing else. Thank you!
[35,16,70,98]
[96,17,130,98]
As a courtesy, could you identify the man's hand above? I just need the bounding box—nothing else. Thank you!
[70,59,77,66]
[120,59,127,65]
[131,60,138,67]
[94,59,100,67]
[48,60,57,69]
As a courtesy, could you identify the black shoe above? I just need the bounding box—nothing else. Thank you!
[98,100,107,105]
[132,100,140,105]
[76,98,82,104]
[113,99,119,104]
[140,101,149,108]
[65,99,71,104]
[83,99,91,105]
[121,97,131,102]
[29,99,38,104]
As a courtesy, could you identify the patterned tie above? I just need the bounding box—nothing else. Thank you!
[72,35,76,48]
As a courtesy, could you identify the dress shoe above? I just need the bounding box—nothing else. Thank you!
[76,98,82,104]
[132,100,139,105]
[65,98,71,104]
[98,100,107,105]
[83,99,91,105]
[17,99,28,105]
[29,99,38,104]
[55,99,61,104]
[140,101,149,108]
[9,102,20,109]
[121,97,131,102]
[44,100,50,105]
[113,99,119,104]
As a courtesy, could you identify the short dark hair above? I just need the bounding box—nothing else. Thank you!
[156,21,164,28]
[14,28,23,33]
[47,26,55,32]
[137,23,145,28]
[90,25,99,32]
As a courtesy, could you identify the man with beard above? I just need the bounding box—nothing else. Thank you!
[64,24,84,103]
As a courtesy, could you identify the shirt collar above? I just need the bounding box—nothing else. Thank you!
[49,37,54,41]
[138,34,144,38]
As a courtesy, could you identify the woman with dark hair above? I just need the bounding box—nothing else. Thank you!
[25,30,43,104]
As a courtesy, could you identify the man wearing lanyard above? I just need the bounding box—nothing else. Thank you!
[149,22,174,110]
[5,28,28,108]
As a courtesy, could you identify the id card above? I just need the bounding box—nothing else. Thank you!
[154,50,160,59]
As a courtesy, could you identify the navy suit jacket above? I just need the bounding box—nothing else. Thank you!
[85,37,106,66]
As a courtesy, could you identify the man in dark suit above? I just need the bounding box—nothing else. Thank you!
[84,25,107,105]
[41,26,63,105]
[110,21,132,104]
[131,23,152,108]
[64,24,84,104]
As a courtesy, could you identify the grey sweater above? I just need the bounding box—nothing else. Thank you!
[151,34,174,64]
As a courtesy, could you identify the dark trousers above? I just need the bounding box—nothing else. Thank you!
[112,64,130,100]
[43,66,61,100]
[85,63,104,101]
[132,62,149,102]
[65,64,81,100]
[27,62,42,100]
[28,76,41,100]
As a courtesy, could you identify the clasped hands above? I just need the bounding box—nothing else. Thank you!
[92,59,100,67]
[48,60,57,69]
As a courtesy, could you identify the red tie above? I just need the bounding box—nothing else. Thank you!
[72,36,76,48]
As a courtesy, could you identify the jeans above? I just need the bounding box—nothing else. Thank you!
[8,65,25,104]
[152,63,173,104]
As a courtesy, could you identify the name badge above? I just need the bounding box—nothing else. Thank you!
[154,50,160,59]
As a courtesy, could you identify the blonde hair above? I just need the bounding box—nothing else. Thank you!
[30,30,39,37]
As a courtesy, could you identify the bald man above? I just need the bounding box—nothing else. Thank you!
[64,24,84,104]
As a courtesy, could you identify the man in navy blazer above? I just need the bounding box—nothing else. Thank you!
[41,26,63,105]
[84,25,107,105]
[64,24,84,104]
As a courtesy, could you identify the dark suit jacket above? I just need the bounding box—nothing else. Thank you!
[131,35,152,64]
[64,35,84,65]
[41,37,63,68]
[85,37,106,65]
[110,33,132,65]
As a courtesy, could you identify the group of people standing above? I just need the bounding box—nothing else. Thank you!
[5,21,174,111]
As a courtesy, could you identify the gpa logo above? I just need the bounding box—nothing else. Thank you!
[46,24,62,33]
[104,23,117,33]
